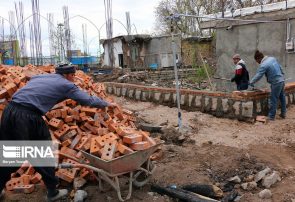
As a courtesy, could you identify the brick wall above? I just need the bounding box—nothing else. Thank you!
[104,82,295,121]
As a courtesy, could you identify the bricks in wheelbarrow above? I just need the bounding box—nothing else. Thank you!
[123,134,142,144]
[117,143,134,155]
[48,118,64,129]
[56,159,80,183]
[130,141,150,151]
[140,131,156,146]
[90,137,102,156]
[101,140,118,161]
[54,124,70,139]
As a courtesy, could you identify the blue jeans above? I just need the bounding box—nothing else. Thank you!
[269,82,286,119]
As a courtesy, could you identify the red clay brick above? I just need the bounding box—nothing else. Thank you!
[56,169,75,183]
[48,118,64,129]
[61,139,72,147]
[70,134,82,149]
[101,140,118,161]
[6,177,23,191]
[21,175,31,185]
[81,107,97,116]
[123,134,142,144]
[54,124,70,139]
[60,129,77,141]
[130,141,150,151]
[0,89,8,99]
[30,172,42,184]
[140,131,156,146]
[13,184,35,194]
[117,143,134,155]
[116,127,136,136]
[25,166,35,175]
[90,138,102,156]
[60,146,77,157]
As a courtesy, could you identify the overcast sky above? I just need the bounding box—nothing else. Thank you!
[0,0,161,56]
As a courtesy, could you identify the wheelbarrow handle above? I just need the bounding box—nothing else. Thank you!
[59,163,74,169]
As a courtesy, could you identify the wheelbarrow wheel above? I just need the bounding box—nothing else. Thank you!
[133,161,154,188]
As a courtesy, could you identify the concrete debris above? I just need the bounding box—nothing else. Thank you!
[228,176,241,183]
[254,167,272,182]
[74,190,88,202]
[258,189,272,199]
[262,171,281,188]
[74,177,87,189]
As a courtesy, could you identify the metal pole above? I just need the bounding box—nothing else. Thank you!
[171,33,182,129]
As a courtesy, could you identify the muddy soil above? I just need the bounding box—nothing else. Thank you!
[4,97,295,202]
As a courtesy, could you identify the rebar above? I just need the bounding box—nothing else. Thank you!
[63,6,71,58]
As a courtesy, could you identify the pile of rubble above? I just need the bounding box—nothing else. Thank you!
[0,64,158,194]
[227,167,281,199]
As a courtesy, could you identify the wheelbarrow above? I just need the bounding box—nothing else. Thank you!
[60,141,164,201]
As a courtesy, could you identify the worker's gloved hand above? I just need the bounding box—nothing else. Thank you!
[231,77,235,82]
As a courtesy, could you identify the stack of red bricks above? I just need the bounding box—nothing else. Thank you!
[0,64,158,192]
[6,161,42,194]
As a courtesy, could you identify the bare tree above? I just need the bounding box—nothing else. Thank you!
[154,0,286,36]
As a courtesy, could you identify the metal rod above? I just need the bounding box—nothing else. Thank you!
[171,33,182,129]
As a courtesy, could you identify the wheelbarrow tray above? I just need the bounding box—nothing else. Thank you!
[81,141,163,175]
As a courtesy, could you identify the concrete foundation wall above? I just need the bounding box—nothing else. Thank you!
[104,82,295,121]
[131,69,196,81]
[215,19,295,91]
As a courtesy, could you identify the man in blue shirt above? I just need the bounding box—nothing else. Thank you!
[0,64,115,201]
[249,50,286,120]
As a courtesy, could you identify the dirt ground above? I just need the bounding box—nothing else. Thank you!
[4,96,295,202]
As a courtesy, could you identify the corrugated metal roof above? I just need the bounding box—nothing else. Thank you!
[202,0,295,22]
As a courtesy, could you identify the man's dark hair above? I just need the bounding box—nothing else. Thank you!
[254,50,264,60]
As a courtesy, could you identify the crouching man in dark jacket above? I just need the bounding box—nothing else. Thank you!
[0,64,115,201]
